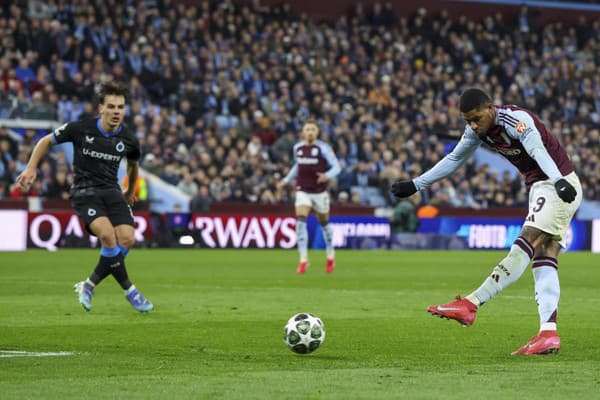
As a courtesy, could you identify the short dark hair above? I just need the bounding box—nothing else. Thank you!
[97,81,129,104]
[459,88,491,113]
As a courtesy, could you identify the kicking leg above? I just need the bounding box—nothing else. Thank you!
[428,226,547,326]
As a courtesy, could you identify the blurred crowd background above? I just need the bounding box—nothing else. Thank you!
[0,0,598,211]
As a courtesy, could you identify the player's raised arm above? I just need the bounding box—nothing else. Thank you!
[16,134,54,190]
[391,129,481,198]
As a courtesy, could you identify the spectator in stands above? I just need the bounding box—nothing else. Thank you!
[189,185,211,214]
[390,192,422,234]
[0,1,597,211]
[122,173,149,211]
[0,135,16,178]
[44,168,71,200]
[10,180,41,198]
[160,163,179,186]
[337,191,350,205]
[15,58,36,90]
[177,170,198,197]
[0,180,7,199]
[271,130,295,163]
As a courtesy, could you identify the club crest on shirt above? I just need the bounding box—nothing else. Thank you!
[116,141,125,152]
[311,147,318,156]
[516,122,527,134]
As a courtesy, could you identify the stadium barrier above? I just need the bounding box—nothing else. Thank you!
[0,210,597,252]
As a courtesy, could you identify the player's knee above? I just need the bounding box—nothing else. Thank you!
[519,229,538,245]
[314,212,328,226]
[118,235,135,249]
[98,231,117,247]
[535,240,561,259]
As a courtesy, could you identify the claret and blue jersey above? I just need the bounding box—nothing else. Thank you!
[284,139,341,194]
[415,105,574,191]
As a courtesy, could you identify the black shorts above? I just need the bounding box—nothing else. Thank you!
[71,189,134,235]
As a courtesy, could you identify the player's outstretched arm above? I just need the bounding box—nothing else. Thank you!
[391,128,481,199]
[16,134,54,190]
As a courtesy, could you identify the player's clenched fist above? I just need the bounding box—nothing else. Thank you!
[390,180,417,198]
[554,178,576,203]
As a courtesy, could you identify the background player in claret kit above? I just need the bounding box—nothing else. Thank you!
[391,88,582,355]
[278,120,341,274]
[16,81,153,313]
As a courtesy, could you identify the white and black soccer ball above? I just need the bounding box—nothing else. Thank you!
[283,312,325,354]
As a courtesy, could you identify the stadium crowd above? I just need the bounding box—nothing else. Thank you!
[0,0,598,209]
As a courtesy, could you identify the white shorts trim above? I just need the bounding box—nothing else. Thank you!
[523,172,582,247]
[295,191,330,214]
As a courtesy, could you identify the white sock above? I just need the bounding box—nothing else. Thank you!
[532,257,560,330]
[125,285,136,295]
[471,236,534,304]
[296,217,308,262]
[465,294,480,307]
[540,323,557,332]
[321,223,335,259]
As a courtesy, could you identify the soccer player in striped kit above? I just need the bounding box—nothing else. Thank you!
[391,88,581,355]
[278,120,341,274]
[16,82,153,313]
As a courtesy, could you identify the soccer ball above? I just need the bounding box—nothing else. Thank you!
[283,312,326,354]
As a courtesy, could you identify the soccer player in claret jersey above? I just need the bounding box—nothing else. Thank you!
[16,81,153,313]
[391,88,582,355]
[278,120,341,274]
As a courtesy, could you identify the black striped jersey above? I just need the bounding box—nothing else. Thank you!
[52,118,140,195]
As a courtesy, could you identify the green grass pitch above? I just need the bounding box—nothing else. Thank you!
[1,249,599,399]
